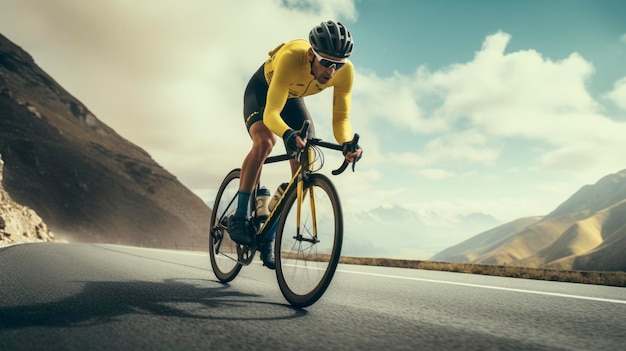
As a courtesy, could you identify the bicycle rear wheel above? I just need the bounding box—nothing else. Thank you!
[275,174,343,308]
[209,168,243,282]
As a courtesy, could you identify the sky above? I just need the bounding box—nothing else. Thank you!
[1,0,625,258]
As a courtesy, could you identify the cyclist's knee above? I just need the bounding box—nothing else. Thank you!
[251,136,276,159]
[256,137,275,151]
[249,122,276,155]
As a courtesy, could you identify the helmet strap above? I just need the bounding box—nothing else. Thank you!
[308,50,315,75]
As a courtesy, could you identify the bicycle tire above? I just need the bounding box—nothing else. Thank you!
[275,174,343,307]
[209,168,243,282]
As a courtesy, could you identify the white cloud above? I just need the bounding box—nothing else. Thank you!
[417,169,455,180]
[354,31,626,183]
[417,32,601,140]
[385,130,500,171]
[422,131,501,166]
[621,34,626,44]
[352,72,447,133]
[605,77,626,110]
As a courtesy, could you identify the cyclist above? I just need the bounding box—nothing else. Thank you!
[228,20,362,269]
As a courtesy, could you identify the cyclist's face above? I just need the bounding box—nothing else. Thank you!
[310,50,344,84]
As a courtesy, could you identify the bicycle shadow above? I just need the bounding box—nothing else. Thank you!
[0,278,307,330]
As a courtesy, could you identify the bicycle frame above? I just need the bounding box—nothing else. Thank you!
[254,138,342,246]
[213,120,357,266]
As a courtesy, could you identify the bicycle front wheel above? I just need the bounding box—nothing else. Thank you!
[275,174,343,308]
[209,168,243,282]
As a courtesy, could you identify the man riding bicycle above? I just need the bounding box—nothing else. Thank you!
[228,20,362,269]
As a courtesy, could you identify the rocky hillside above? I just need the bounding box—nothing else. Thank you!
[0,33,210,247]
[431,170,626,271]
[0,154,54,247]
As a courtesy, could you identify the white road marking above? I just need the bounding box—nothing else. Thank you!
[113,245,625,305]
[336,268,626,305]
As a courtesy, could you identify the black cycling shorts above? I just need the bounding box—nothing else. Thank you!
[243,64,316,139]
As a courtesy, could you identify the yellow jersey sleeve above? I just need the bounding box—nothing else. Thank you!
[262,40,355,144]
[331,65,353,144]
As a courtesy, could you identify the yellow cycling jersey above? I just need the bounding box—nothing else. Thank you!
[263,39,354,144]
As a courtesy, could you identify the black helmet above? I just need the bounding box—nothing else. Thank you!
[309,21,354,58]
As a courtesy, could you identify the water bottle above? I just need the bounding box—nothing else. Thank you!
[268,183,288,212]
[256,186,271,221]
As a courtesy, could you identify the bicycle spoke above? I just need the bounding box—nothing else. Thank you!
[276,174,343,307]
[209,169,244,282]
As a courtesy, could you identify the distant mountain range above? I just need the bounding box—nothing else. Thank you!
[342,205,501,260]
[431,170,626,271]
[364,205,499,228]
[0,33,210,247]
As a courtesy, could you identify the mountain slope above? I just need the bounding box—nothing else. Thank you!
[430,216,542,263]
[0,33,209,246]
[431,170,626,271]
[0,154,54,247]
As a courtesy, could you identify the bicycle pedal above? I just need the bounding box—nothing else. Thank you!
[236,243,256,265]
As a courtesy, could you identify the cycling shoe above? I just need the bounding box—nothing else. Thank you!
[259,239,276,270]
[227,215,254,246]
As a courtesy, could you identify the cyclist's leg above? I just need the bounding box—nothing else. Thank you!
[241,64,275,196]
[240,122,276,193]
[229,66,276,245]
[257,98,314,268]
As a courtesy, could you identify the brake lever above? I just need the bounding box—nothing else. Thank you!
[349,134,360,172]
[299,121,310,140]
[294,121,311,160]
[332,133,361,175]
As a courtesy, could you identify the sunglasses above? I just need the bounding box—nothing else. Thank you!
[312,49,346,70]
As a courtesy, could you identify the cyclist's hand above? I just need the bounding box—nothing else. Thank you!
[344,148,361,163]
[342,141,362,164]
[283,129,307,153]
[294,135,306,149]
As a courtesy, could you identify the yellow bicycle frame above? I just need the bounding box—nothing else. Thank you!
[296,147,318,239]
[259,148,319,240]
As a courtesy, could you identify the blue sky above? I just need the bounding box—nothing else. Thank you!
[352,0,626,94]
[1,0,625,258]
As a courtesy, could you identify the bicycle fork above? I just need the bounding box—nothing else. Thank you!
[295,175,319,244]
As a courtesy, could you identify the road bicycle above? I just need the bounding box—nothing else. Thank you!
[209,121,359,307]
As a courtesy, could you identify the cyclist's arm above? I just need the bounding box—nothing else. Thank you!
[263,58,293,139]
[332,63,354,144]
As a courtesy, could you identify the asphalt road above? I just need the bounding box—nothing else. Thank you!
[0,243,624,350]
